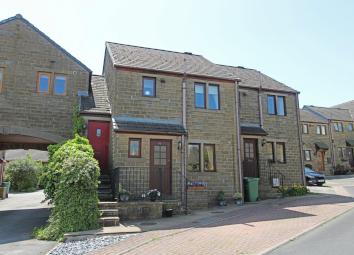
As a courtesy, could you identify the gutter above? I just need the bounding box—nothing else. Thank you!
[258,71,264,128]
[234,79,244,199]
[295,93,306,185]
[329,120,336,172]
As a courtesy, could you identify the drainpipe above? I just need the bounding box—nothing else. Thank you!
[181,74,188,211]
[258,72,264,128]
[234,79,244,200]
[295,93,306,185]
[329,120,336,173]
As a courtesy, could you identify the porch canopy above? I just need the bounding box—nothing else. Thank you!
[346,139,354,147]
[112,116,187,135]
[315,142,329,150]
[240,124,268,136]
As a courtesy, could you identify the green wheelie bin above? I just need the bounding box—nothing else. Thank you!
[243,177,260,202]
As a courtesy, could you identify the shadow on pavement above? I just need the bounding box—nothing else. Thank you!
[0,208,51,245]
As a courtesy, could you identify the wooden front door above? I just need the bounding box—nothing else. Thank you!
[150,139,172,195]
[317,150,326,172]
[243,138,259,177]
[87,121,110,174]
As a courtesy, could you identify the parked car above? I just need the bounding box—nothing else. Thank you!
[304,167,326,186]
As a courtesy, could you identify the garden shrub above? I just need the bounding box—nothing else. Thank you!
[5,155,42,192]
[278,184,309,197]
[35,149,100,241]
[41,135,94,202]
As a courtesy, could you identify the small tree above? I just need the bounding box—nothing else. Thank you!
[35,150,100,240]
[5,155,42,192]
[41,135,94,202]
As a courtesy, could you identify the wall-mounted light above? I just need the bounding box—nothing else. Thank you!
[177,141,182,150]
[261,138,267,146]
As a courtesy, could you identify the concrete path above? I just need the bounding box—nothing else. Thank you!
[0,190,56,255]
[89,191,354,255]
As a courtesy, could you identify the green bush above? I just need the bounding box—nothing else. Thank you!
[41,135,94,202]
[5,156,43,192]
[35,149,100,241]
[278,184,309,197]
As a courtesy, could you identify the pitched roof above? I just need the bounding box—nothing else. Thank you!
[333,100,354,117]
[80,75,111,115]
[106,42,235,81]
[219,65,298,93]
[0,14,91,72]
[112,116,186,135]
[303,105,353,122]
[300,109,327,123]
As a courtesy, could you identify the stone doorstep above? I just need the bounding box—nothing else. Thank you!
[63,225,142,242]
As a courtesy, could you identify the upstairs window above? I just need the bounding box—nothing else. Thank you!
[267,95,276,115]
[54,75,66,95]
[302,124,309,134]
[142,77,156,97]
[195,83,206,108]
[37,72,50,93]
[0,68,3,92]
[316,125,326,135]
[208,84,219,110]
[334,122,343,132]
[349,123,353,132]
[267,95,286,116]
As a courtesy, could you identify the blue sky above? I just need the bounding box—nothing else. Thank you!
[2,0,353,107]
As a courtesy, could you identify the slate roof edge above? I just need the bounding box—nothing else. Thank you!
[0,14,91,73]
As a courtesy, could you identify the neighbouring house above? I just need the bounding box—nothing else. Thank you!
[301,106,354,174]
[0,14,91,152]
[80,42,305,209]
[0,14,305,211]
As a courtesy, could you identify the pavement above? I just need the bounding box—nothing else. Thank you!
[89,176,354,255]
[0,190,56,255]
[268,176,354,255]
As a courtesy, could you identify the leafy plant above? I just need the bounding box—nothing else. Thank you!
[232,192,243,200]
[5,155,43,192]
[142,189,161,202]
[35,149,100,241]
[72,106,85,136]
[216,191,225,201]
[41,135,94,202]
[278,184,309,197]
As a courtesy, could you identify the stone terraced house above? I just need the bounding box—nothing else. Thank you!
[0,14,305,212]
[301,106,354,175]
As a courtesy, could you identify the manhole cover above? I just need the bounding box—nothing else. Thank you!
[139,222,157,226]
[210,211,224,214]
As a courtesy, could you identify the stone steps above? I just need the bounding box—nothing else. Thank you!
[98,174,114,201]
[99,201,119,227]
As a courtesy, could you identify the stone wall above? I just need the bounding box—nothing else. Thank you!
[0,19,90,143]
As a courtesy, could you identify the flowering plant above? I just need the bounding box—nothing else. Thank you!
[142,189,161,202]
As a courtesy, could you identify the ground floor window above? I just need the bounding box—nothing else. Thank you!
[187,144,200,171]
[304,150,312,161]
[203,144,216,171]
[128,138,141,158]
[276,142,286,163]
[338,147,347,160]
[265,142,275,162]
[187,143,216,172]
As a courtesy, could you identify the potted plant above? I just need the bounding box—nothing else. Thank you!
[119,189,130,202]
[233,192,243,205]
[146,189,161,202]
[216,191,227,206]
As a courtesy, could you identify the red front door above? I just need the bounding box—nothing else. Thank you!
[88,121,110,174]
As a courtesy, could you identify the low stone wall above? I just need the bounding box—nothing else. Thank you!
[117,201,163,220]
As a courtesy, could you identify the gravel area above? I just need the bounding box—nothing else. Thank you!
[49,235,134,255]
